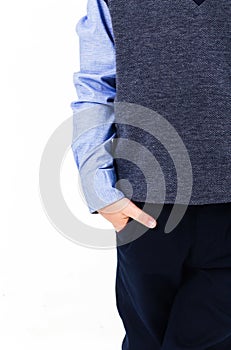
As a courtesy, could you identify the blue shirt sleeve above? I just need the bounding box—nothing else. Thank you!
[70,0,126,214]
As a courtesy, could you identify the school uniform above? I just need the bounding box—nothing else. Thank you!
[71,0,231,348]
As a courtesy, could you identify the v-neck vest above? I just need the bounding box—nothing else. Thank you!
[105,0,231,204]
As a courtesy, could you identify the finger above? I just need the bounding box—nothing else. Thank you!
[123,202,157,228]
[98,198,131,215]
[114,216,130,233]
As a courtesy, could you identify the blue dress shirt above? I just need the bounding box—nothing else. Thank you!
[70,0,126,214]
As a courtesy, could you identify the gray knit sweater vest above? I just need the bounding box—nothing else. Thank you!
[105,0,231,205]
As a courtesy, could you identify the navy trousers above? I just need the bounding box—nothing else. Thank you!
[115,201,231,350]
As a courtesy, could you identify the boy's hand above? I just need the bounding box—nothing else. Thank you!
[97,198,157,233]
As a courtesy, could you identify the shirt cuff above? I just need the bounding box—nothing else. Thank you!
[78,166,126,214]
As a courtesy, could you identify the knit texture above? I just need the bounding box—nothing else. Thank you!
[105,0,231,205]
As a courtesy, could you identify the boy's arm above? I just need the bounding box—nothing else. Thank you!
[71,0,126,214]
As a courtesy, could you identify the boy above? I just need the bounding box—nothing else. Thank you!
[71,0,231,348]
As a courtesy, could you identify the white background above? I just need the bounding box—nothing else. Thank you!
[0,1,124,349]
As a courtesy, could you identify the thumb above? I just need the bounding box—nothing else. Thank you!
[124,201,157,229]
